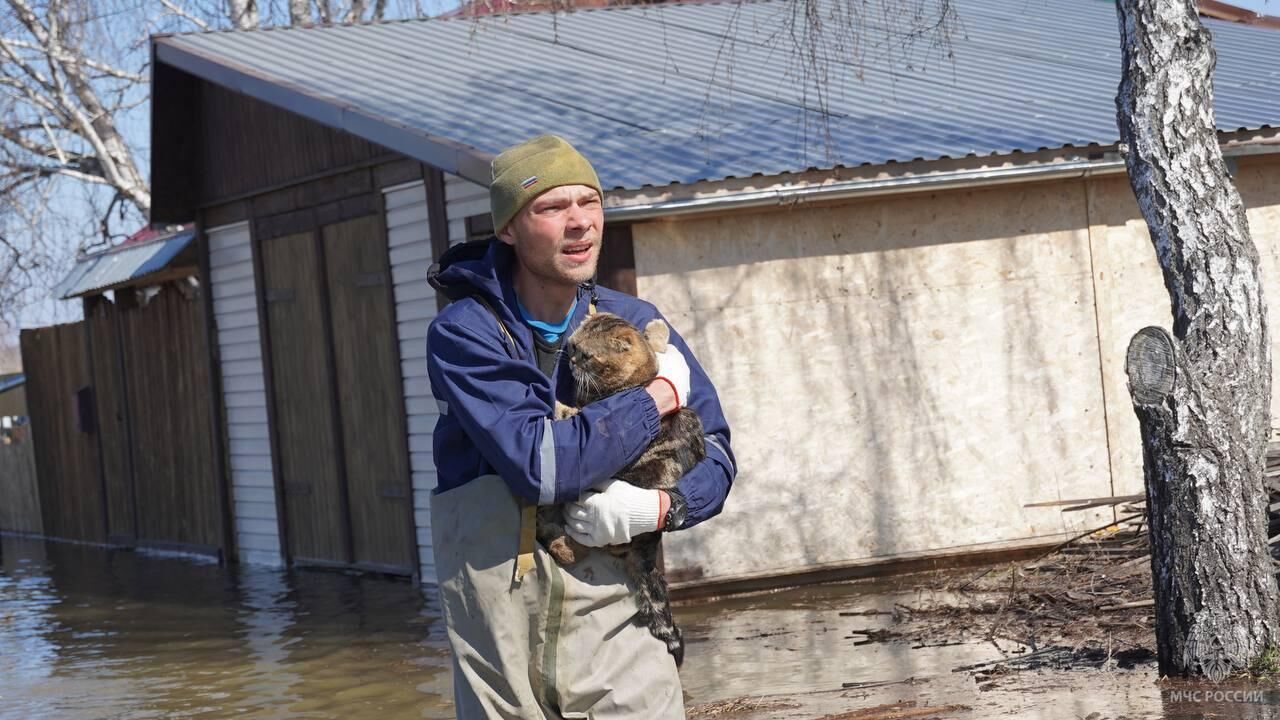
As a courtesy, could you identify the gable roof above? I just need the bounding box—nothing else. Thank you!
[152,0,1280,194]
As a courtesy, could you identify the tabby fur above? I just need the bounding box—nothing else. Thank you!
[536,312,704,667]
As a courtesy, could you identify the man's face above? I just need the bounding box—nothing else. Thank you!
[498,184,604,288]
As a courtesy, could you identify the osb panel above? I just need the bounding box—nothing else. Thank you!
[634,181,1115,580]
[1087,155,1280,497]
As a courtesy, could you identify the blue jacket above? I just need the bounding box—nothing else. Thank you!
[425,239,735,529]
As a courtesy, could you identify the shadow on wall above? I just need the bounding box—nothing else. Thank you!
[639,177,1124,579]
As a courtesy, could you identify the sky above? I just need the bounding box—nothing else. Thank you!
[1232,0,1277,13]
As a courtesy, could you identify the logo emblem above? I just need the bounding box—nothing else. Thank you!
[520,175,539,189]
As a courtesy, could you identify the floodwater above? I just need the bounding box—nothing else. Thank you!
[2,534,1278,720]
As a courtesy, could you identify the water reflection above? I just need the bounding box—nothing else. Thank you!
[0,535,452,719]
[3,535,1279,720]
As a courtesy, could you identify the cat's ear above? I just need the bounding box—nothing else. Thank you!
[643,319,670,353]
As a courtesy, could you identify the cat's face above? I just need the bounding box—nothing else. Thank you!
[565,313,659,405]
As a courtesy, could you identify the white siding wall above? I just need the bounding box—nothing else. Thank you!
[383,180,442,585]
[445,174,490,246]
[384,174,490,586]
[207,222,283,568]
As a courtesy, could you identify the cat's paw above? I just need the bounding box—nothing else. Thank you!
[554,401,579,420]
[548,535,590,565]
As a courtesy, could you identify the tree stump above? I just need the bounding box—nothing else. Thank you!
[1117,0,1280,678]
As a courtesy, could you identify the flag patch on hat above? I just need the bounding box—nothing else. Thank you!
[520,175,539,189]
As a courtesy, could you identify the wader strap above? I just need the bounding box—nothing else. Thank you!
[472,295,538,584]
[516,504,538,582]
[474,296,518,358]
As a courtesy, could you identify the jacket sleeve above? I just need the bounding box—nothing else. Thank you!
[427,318,662,505]
[662,315,737,529]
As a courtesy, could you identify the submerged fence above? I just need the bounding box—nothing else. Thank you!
[18,283,224,554]
[0,423,42,534]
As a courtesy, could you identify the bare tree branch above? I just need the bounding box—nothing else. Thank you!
[227,0,260,29]
[289,0,310,24]
[159,0,213,32]
[3,0,150,214]
[0,0,352,324]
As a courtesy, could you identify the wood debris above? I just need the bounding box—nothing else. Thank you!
[882,437,1280,659]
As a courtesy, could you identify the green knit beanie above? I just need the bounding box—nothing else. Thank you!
[490,134,603,232]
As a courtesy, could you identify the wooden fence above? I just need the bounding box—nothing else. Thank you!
[20,321,104,542]
[19,282,226,555]
[0,424,42,534]
[98,283,223,553]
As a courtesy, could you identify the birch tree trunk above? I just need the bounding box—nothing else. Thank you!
[289,0,310,25]
[1116,0,1280,679]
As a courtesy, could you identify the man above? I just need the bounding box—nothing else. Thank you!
[426,134,736,720]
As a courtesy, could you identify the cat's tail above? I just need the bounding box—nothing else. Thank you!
[627,534,685,667]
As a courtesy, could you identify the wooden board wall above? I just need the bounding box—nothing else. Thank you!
[258,216,416,574]
[260,230,350,564]
[119,283,222,552]
[0,425,42,534]
[199,83,385,208]
[196,158,423,574]
[20,288,223,553]
[86,296,136,543]
[19,322,105,542]
[0,383,26,417]
[323,214,414,571]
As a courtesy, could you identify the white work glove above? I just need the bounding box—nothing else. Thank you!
[654,344,691,409]
[565,478,663,547]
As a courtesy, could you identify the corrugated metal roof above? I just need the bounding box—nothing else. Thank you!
[153,0,1280,191]
[0,374,24,394]
[54,229,197,299]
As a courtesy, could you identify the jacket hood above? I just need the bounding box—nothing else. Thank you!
[429,238,505,300]
[428,237,522,326]
[427,237,599,336]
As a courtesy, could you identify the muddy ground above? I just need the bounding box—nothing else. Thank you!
[681,518,1280,720]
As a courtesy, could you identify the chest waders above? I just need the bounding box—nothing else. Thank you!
[431,297,685,720]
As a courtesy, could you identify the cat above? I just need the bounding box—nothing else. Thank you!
[536,312,704,667]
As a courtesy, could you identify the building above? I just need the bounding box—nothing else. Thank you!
[0,373,25,421]
[0,372,39,536]
[19,228,229,555]
[139,0,1280,593]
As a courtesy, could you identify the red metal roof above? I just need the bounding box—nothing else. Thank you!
[441,0,663,18]
[1200,0,1280,29]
